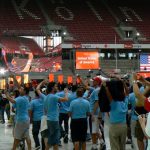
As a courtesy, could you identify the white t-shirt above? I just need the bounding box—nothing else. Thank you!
[145,113,150,150]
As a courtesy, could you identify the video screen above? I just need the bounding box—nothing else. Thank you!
[76,50,100,69]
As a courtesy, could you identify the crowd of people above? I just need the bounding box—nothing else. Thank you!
[0,73,150,150]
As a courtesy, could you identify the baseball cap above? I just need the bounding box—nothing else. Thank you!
[92,77,102,85]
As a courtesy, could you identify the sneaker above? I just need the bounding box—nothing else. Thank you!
[100,143,106,150]
[58,141,62,146]
[35,146,40,150]
[126,139,132,144]
[19,142,25,150]
[86,134,91,141]
[91,145,98,150]
[63,134,68,143]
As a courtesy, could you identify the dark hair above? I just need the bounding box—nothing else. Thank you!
[14,90,20,98]
[107,79,125,101]
[76,88,84,97]
[72,85,77,92]
[23,86,30,95]
[98,85,110,112]
[58,83,67,91]
[129,82,142,93]
[46,82,56,93]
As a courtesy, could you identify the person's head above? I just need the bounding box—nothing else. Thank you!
[59,83,67,91]
[93,77,102,87]
[76,88,84,97]
[24,86,30,95]
[14,89,20,98]
[46,82,58,94]
[72,84,78,92]
[107,79,125,101]
[18,87,26,96]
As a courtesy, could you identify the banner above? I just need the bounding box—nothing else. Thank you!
[76,51,100,69]
[49,74,54,82]
[67,76,73,84]
[58,75,63,84]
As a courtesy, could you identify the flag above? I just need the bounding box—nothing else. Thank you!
[140,54,150,71]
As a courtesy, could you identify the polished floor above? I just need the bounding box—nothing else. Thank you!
[0,116,133,150]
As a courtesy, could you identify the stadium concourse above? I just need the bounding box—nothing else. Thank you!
[0,115,133,150]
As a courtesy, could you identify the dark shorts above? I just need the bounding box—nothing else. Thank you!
[41,129,49,139]
[47,121,60,146]
[71,118,87,142]
[135,121,145,141]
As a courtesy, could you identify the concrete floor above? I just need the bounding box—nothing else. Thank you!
[0,116,133,150]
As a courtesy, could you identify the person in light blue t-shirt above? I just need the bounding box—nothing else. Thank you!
[57,84,78,144]
[5,74,31,150]
[44,82,68,150]
[35,79,49,150]
[103,79,129,150]
[13,95,30,122]
[30,90,45,150]
[69,97,90,119]
[69,88,90,150]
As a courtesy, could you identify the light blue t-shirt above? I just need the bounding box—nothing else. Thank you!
[69,92,77,102]
[56,91,71,113]
[129,86,145,121]
[40,93,46,101]
[69,98,90,119]
[14,96,30,122]
[89,87,100,115]
[129,93,137,121]
[110,97,128,124]
[30,97,44,121]
[44,94,61,121]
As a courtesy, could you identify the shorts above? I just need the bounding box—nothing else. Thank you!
[47,121,60,146]
[71,118,87,142]
[14,120,30,140]
[91,115,99,134]
[135,121,145,141]
[41,129,49,139]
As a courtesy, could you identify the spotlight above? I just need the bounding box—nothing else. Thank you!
[0,68,6,74]
[136,32,140,36]
[63,31,67,36]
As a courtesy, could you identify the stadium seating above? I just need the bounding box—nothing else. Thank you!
[108,0,150,40]
[0,0,149,44]
[0,0,46,35]
[43,0,120,43]
[0,36,44,55]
